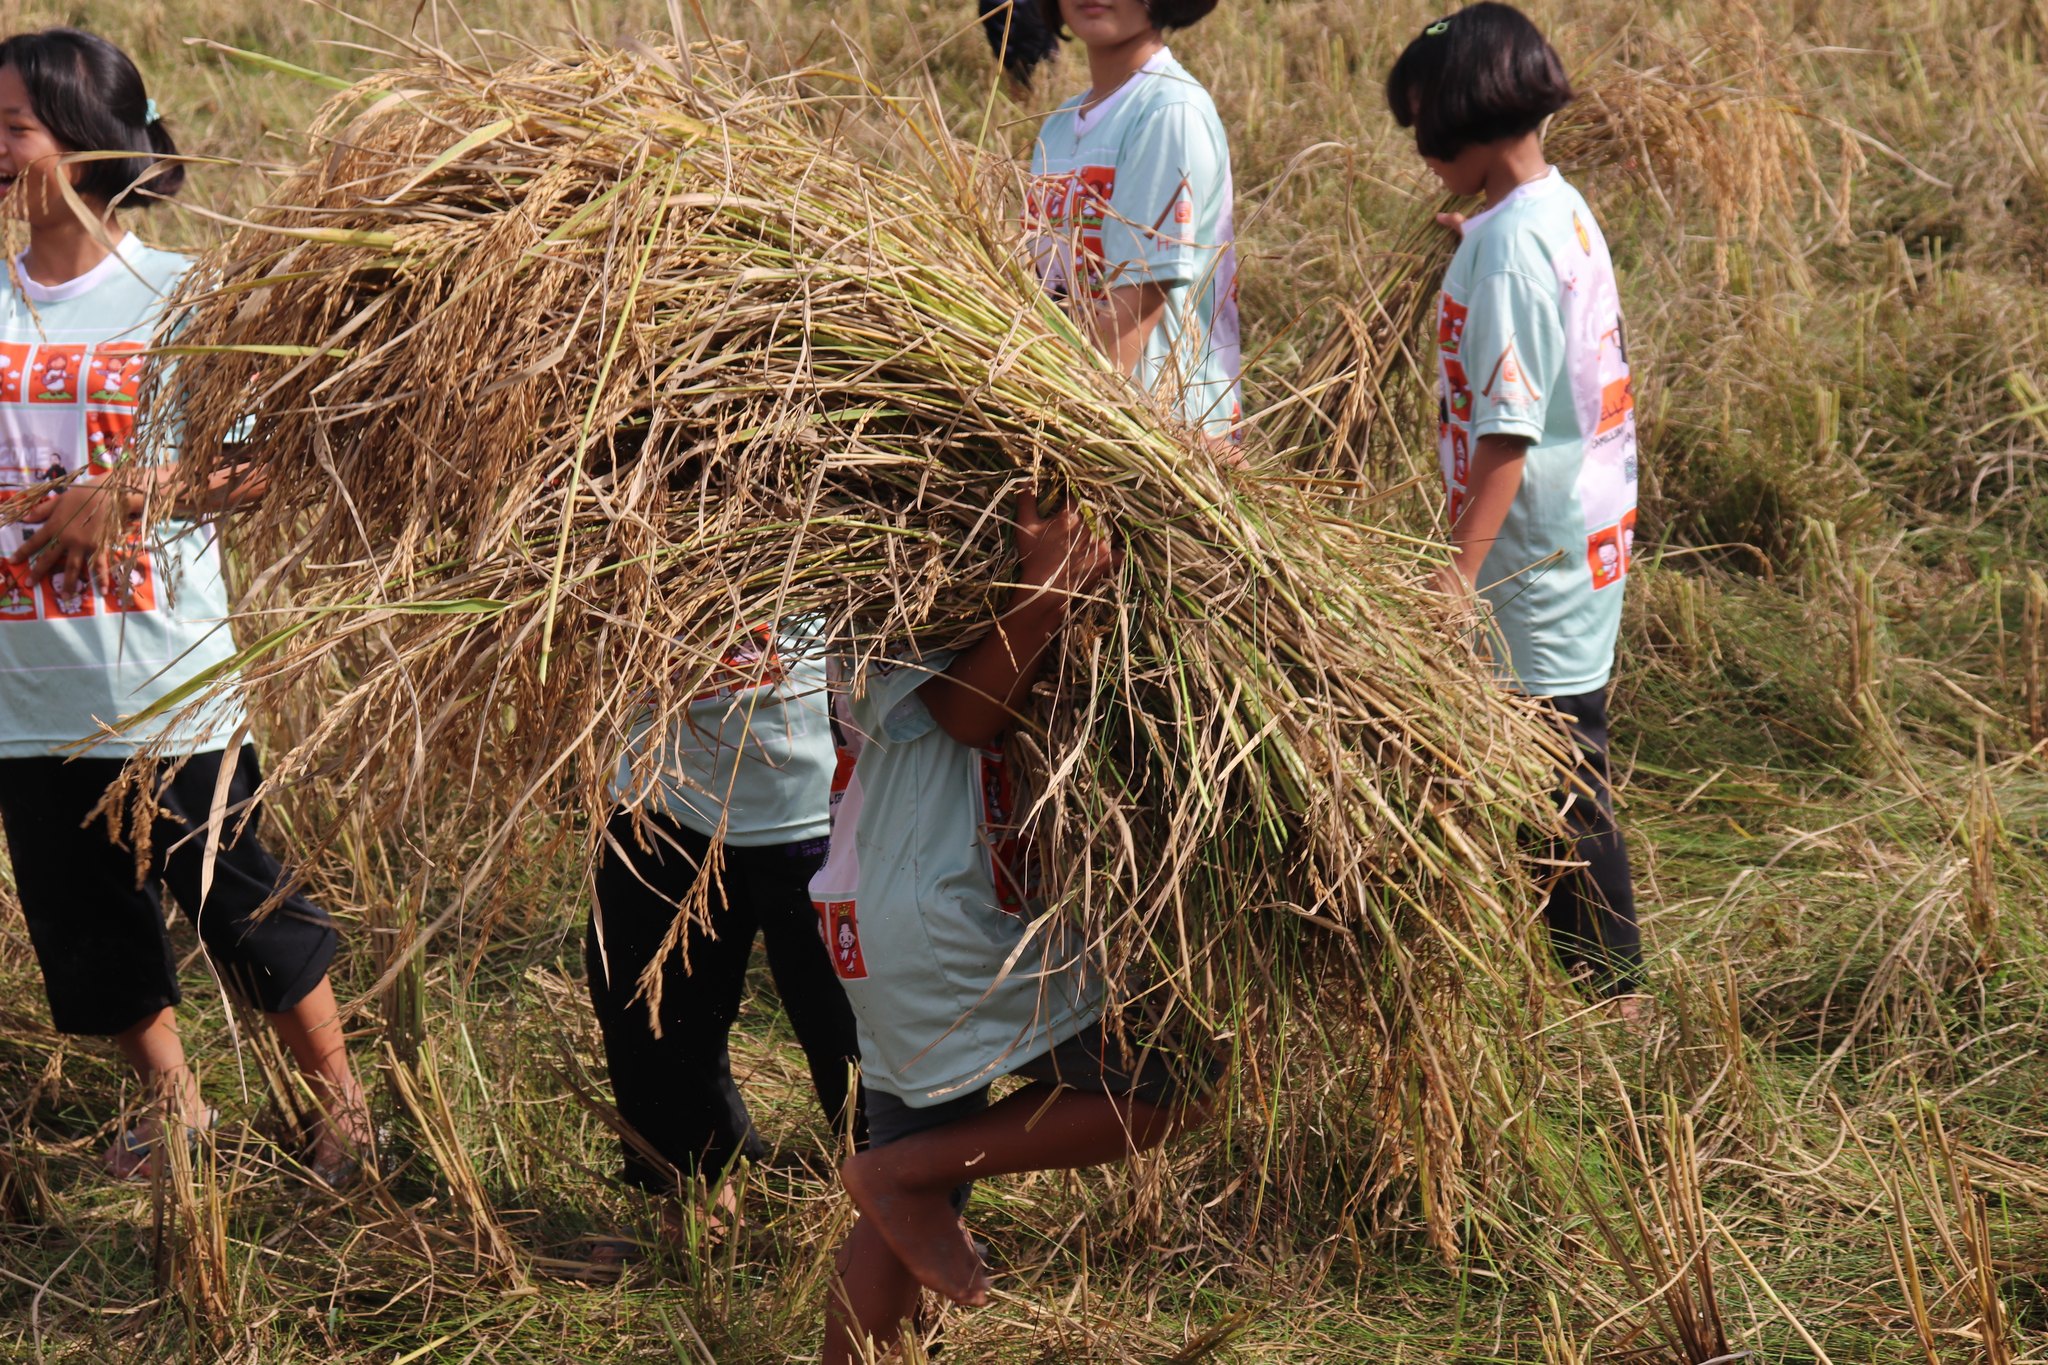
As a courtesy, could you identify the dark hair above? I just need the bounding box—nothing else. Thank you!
[1385,3,1572,162]
[1035,0,1220,50]
[980,0,1060,83]
[0,27,184,206]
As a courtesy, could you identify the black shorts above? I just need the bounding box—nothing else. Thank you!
[866,1011,1220,1212]
[0,745,338,1036]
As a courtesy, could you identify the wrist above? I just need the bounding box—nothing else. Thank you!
[1003,580,1071,621]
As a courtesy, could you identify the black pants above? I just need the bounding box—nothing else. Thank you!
[1542,689,1642,995]
[587,809,864,1191]
[0,746,337,1035]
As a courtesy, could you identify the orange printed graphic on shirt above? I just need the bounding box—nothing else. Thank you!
[818,900,868,980]
[1438,294,1469,352]
[27,346,85,404]
[1573,210,1593,256]
[86,344,145,404]
[0,562,37,620]
[1482,341,1539,406]
[978,746,1040,918]
[1620,509,1637,571]
[41,568,96,618]
[85,409,134,475]
[1443,356,1472,424]
[1071,164,1115,259]
[104,542,155,613]
[691,624,785,702]
[1586,525,1625,590]
[1450,426,1470,484]
[1595,371,1634,436]
[1027,165,1117,284]
[0,344,30,403]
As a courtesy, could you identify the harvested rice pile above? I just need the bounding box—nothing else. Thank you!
[141,36,1564,1238]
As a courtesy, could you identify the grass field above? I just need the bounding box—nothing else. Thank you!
[2,0,2047,1361]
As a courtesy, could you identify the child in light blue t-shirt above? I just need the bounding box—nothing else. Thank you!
[585,621,861,1250]
[1387,4,1645,1013]
[1025,0,1241,439]
[818,5,1228,1355]
[816,493,1213,1359]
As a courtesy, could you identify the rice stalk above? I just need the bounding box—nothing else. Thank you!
[151,1090,232,1339]
[383,1040,524,1280]
[2023,568,2047,751]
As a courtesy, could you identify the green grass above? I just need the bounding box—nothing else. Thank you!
[0,0,2045,1360]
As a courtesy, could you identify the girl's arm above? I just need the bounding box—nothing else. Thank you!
[1437,433,1529,598]
[920,493,1116,749]
[13,461,271,586]
[1088,282,1169,375]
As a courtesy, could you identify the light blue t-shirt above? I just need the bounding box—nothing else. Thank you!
[610,625,834,846]
[0,235,243,756]
[1027,47,1243,437]
[1435,169,1639,696]
[806,648,1103,1105]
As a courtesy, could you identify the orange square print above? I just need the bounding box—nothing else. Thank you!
[1586,525,1624,590]
[0,343,30,403]
[105,544,156,613]
[40,568,96,618]
[28,346,86,405]
[0,562,37,621]
[86,343,145,404]
[85,409,134,475]
[818,900,868,980]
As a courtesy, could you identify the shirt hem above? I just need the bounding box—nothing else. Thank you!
[859,999,1105,1108]
[1469,416,1544,442]
[661,808,833,847]
[1506,666,1614,698]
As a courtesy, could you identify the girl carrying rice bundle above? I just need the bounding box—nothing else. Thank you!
[822,0,1238,1347]
[0,26,369,1187]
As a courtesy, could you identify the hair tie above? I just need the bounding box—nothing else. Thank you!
[143,98,160,126]
[1425,19,1450,34]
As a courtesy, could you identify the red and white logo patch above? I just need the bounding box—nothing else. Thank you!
[819,900,867,980]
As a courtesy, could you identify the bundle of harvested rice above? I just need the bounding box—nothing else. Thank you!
[138,34,1565,1241]
[1270,58,1821,484]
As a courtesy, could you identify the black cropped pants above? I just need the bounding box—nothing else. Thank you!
[1541,688,1642,995]
[586,809,864,1192]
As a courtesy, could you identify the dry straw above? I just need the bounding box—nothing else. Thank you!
[135,32,1567,1243]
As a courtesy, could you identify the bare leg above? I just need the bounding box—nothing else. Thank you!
[266,976,371,1171]
[840,1084,1208,1305]
[107,1007,208,1176]
[824,1214,922,1365]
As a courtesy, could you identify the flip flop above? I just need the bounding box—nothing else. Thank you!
[106,1107,218,1180]
[306,1148,370,1192]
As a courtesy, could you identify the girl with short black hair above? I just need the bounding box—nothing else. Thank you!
[0,26,371,1184]
[1387,4,1646,1013]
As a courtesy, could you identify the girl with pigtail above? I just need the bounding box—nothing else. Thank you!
[0,27,371,1185]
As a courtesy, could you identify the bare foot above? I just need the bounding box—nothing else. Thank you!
[840,1150,990,1306]
[666,1176,751,1246]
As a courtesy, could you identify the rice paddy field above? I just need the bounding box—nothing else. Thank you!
[2,0,2047,1361]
